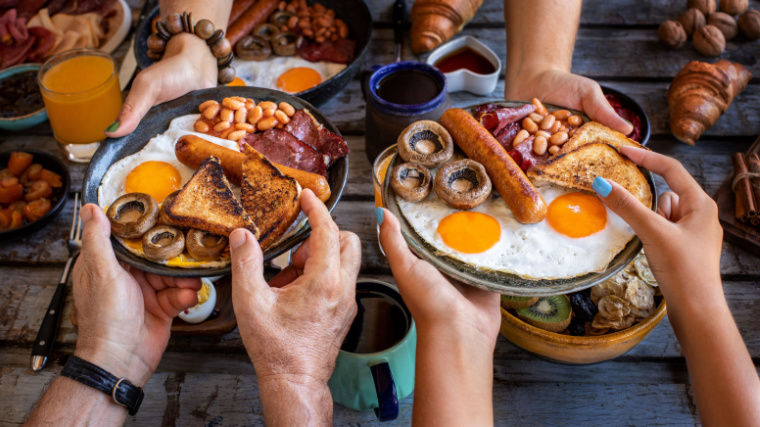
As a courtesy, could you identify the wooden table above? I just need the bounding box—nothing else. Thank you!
[2,0,760,424]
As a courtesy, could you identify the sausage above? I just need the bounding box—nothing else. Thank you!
[229,0,258,24]
[439,108,547,224]
[226,0,280,48]
[175,135,332,202]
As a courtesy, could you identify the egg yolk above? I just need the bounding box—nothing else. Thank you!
[227,77,246,86]
[276,67,322,93]
[547,192,607,238]
[124,161,181,203]
[437,211,501,253]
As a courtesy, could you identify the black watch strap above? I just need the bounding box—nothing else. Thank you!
[61,355,144,416]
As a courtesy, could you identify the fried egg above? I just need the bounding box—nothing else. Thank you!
[233,56,346,93]
[178,278,217,324]
[397,181,635,280]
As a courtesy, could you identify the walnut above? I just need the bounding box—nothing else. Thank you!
[738,9,760,40]
[693,24,726,56]
[679,8,706,36]
[658,20,688,48]
[719,0,748,15]
[687,0,717,16]
[708,11,738,39]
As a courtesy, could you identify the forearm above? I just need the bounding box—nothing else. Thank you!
[667,286,760,426]
[25,376,128,426]
[412,326,495,427]
[257,375,333,426]
[504,0,581,82]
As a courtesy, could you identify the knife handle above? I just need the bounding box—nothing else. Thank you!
[393,0,406,46]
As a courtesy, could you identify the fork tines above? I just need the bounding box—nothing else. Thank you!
[69,193,82,242]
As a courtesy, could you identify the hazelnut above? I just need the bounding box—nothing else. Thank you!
[658,20,688,48]
[679,8,706,36]
[693,24,726,56]
[738,9,760,40]
[708,11,738,39]
[687,0,717,16]
[719,0,748,15]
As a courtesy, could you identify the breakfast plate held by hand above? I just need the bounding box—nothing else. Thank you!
[84,87,348,278]
[383,100,656,297]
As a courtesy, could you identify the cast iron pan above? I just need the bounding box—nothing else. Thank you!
[83,86,348,277]
[135,0,372,106]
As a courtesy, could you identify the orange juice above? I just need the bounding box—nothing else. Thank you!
[373,145,397,208]
[39,51,122,145]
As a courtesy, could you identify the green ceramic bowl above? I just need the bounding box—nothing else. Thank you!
[0,63,48,131]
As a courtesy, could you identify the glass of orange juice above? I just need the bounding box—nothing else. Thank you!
[373,144,397,255]
[38,48,122,162]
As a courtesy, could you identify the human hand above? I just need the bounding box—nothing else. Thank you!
[376,207,501,349]
[592,146,723,304]
[71,204,202,386]
[505,68,634,136]
[230,189,361,387]
[105,33,218,137]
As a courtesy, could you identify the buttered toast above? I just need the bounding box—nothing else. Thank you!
[241,145,301,249]
[528,143,653,208]
[559,121,647,155]
[164,156,260,238]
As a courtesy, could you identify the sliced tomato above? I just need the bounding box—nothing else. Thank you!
[24,180,52,202]
[20,163,43,184]
[39,169,62,188]
[8,152,33,176]
[23,198,51,222]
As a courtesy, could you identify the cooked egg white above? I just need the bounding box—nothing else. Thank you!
[397,181,635,280]
[178,278,217,324]
[233,56,346,93]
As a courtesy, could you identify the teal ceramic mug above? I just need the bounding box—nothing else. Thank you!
[328,279,416,421]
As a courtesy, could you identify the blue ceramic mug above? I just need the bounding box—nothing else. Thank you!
[328,279,416,421]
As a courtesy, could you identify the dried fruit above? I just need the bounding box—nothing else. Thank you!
[568,318,586,337]
[634,253,658,286]
[568,292,598,322]
[598,295,631,321]
[591,279,626,305]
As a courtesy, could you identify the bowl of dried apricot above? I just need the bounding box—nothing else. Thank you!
[499,250,666,364]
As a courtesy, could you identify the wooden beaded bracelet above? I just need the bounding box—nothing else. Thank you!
[146,12,236,85]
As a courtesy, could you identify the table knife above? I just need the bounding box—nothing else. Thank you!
[393,0,406,62]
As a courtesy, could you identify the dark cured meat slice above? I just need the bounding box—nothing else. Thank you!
[17,0,46,19]
[241,129,329,177]
[298,37,356,64]
[284,109,349,167]
[26,26,54,61]
[492,121,521,150]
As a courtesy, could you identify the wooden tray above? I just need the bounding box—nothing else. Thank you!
[171,276,237,336]
[714,136,760,256]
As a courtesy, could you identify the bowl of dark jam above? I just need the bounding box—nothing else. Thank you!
[425,35,501,96]
[0,63,48,131]
[599,85,650,146]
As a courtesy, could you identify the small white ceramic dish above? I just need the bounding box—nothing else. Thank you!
[425,35,501,96]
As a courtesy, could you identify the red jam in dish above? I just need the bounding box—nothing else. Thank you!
[605,94,643,142]
[434,47,496,75]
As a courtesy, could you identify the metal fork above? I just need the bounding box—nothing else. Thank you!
[31,193,82,372]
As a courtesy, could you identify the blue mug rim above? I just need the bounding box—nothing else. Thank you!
[368,61,448,115]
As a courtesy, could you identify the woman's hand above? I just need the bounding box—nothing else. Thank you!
[71,204,202,386]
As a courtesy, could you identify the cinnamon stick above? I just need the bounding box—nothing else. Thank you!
[732,153,756,223]
[748,153,760,226]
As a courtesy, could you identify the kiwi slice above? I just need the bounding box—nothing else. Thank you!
[501,295,539,309]
[516,295,572,333]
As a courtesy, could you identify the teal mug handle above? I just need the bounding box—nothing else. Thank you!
[370,362,399,421]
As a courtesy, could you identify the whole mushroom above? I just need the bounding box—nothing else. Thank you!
[738,9,760,40]
[719,0,748,15]
[708,11,739,39]
[658,20,688,48]
[687,0,717,16]
[679,8,706,36]
[693,24,726,56]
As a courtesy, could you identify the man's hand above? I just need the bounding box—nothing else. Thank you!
[71,204,202,386]
[230,189,361,424]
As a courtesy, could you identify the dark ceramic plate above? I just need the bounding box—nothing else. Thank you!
[134,0,372,106]
[600,85,651,146]
[382,101,657,297]
[83,86,348,277]
[0,150,70,240]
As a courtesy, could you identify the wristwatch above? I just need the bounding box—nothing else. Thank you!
[61,355,144,416]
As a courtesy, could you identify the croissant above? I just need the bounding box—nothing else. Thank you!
[410,0,484,54]
[667,60,751,145]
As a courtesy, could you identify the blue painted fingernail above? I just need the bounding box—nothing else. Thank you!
[375,207,384,225]
[593,176,612,197]
[105,120,119,133]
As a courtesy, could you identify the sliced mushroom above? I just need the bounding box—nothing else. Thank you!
[272,31,299,56]
[270,10,294,27]
[186,229,228,261]
[397,120,454,168]
[235,35,272,61]
[142,225,185,261]
[160,190,180,225]
[434,159,492,210]
[390,162,432,202]
[107,193,159,239]
[252,23,279,42]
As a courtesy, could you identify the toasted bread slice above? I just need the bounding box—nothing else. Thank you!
[241,145,301,249]
[165,156,260,238]
[528,143,653,208]
[559,121,646,155]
